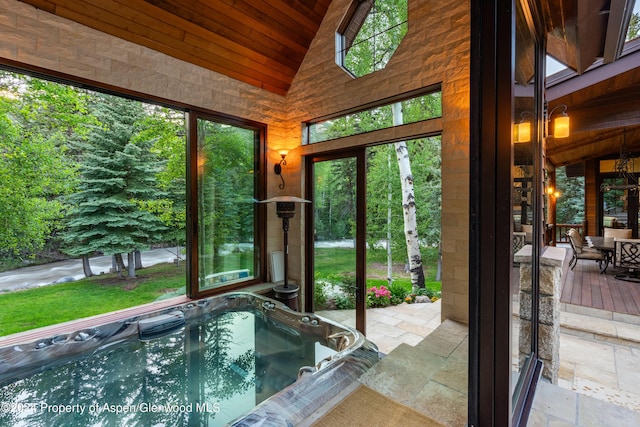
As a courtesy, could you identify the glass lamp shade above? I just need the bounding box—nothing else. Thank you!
[515,121,531,143]
[553,115,570,138]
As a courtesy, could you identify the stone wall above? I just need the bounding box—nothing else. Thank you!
[516,246,567,383]
[285,0,471,321]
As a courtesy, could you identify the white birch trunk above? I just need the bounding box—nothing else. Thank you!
[392,103,425,288]
[387,151,393,286]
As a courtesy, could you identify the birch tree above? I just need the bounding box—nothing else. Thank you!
[392,102,426,288]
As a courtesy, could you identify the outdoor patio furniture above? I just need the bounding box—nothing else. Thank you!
[603,216,618,228]
[613,238,640,283]
[585,236,615,273]
[567,228,604,271]
[513,232,527,265]
[603,227,632,239]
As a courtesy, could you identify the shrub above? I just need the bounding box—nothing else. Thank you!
[314,279,328,309]
[366,285,391,308]
[334,293,356,309]
[388,283,408,305]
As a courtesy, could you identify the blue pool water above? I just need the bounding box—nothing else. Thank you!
[0,293,378,426]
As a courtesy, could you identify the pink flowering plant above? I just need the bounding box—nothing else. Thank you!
[366,285,392,308]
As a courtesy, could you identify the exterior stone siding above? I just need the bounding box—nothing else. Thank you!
[516,246,567,383]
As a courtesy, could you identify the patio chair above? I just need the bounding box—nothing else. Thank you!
[604,227,632,239]
[512,231,527,265]
[567,228,604,270]
[613,238,640,283]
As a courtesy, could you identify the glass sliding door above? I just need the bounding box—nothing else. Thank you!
[512,0,544,423]
[191,115,262,296]
[307,153,366,333]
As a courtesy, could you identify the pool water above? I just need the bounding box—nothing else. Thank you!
[0,309,337,427]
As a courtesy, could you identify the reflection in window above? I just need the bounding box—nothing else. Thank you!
[625,5,640,43]
[197,119,258,291]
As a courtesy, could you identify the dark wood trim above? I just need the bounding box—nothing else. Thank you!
[303,150,367,334]
[469,0,515,425]
[187,112,267,299]
[187,111,198,298]
[355,150,367,334]
[304,156,315,313]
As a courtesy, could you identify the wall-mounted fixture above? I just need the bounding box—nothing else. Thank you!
[514,111,534,143]
[546,186,560,199]
[514,104,570,143]
[274,149,289,189]
[546,104,570,139]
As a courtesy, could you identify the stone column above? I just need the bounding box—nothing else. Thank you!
[515,245,566,383]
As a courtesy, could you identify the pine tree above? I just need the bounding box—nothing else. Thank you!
[62,94,166,277]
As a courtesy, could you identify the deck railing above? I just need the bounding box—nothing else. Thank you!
[555,223,585,243]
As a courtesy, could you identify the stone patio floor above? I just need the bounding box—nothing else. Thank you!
[317,299,640,425]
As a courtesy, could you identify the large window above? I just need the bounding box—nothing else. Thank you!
[194,116,262,294]
[0,68,264,336]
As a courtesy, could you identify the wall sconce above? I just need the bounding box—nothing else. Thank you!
[515,104,570,142]
[274,149,288,189]
[546,187,560,199]
[546,104,570,139]
[514,111,534,143]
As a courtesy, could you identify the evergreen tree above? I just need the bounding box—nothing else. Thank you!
[555,166,584,224]
[62,94,166,277]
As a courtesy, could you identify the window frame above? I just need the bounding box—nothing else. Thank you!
[335,0,408,78]
[302,85,442,145]
[0,59,268,301]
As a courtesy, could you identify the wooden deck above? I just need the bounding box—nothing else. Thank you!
[562,259,640,316]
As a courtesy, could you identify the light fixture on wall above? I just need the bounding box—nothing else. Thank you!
[259,195,311,310]
[514,111,534,143]
[546,104,570,139]
[514,104,570,143]
[274,149,289,189]
[546,186,560,199]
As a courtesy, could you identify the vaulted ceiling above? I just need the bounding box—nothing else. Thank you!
[17,0,332,96]
[16,0,640,168]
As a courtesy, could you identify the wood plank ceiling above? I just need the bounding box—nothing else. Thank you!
[517,0,640,168]
[17,0,332,96]
[16,0,640,168]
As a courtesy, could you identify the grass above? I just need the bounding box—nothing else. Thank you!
[315,245,442,290]
[314,246,442,309]
[0,246,441,337]
[0,263,185,337]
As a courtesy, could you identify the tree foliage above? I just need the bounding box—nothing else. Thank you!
[0,72,87,257]
[555,166,585,224]
[343,0,408,77]
[61,94,167,274]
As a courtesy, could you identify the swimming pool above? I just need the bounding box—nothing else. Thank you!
[0,292,380,426]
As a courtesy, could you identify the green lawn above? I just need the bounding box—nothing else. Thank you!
[0,246,441,337]
[0,263,185,337]
[315,245,442,289]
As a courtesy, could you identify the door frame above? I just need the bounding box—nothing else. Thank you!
[304,150,367,333]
